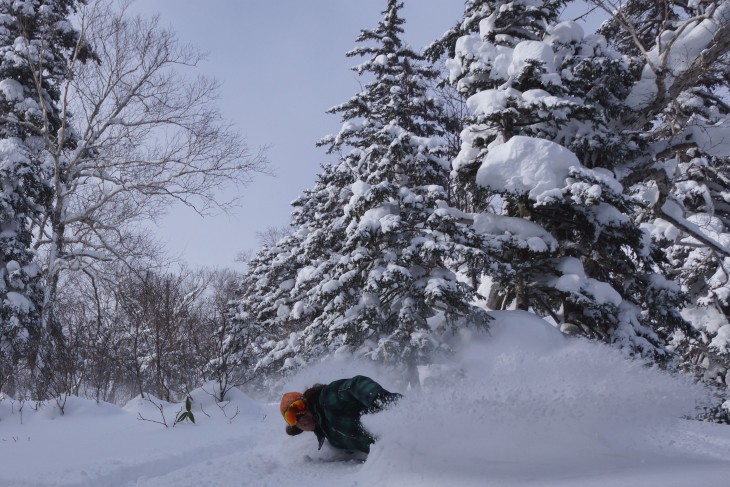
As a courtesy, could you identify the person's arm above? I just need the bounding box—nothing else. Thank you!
[337,375,401,412]
[369,390,402,412]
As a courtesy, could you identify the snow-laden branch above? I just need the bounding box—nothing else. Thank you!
[618,0,730,127]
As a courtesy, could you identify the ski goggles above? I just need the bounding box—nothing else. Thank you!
[283,397,307,425]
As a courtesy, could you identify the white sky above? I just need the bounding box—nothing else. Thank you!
[128,1,465,269]
[129,1,604,270]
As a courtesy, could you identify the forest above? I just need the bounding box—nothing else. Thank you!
[0,0,729,427]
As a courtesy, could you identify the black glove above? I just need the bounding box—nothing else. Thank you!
[369,391,402,412]
[286,424,303,436]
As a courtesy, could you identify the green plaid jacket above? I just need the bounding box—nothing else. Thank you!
[311,375,400,454]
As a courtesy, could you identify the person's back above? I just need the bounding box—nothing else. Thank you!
[281,375,401,453]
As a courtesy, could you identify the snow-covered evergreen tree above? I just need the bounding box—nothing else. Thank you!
[231,0,490,377]
[432,0,692,358]
[226,160,357,375]
[602,0,730,413]
[0,0,87,394]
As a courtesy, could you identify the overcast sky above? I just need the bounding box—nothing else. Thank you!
[126,1,464,270]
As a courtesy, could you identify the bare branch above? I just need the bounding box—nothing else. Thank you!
[31,0,270,326]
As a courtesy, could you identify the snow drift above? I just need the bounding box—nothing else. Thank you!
[1,311,728,486]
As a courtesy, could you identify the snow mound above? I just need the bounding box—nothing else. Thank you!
[0,314,727,487]
[360,311,714,486]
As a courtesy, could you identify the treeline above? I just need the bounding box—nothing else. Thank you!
[51,267,242,405]
[226,0,730,422]
[0,0,266,404]
[1,0,729,424]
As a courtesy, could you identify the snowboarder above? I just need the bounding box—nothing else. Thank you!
[280,375,401,454]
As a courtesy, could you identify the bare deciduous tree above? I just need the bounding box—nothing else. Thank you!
[235,225,292,265]
[29,0,269,332]
[114,267,206,401]
[200,268,247,401]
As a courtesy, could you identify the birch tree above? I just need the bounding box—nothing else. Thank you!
[30,0,268,337]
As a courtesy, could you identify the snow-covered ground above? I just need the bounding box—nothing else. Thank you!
[2,312,729,486]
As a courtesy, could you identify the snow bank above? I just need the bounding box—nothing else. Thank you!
[0,383,264,487]
[360,311,715,486]
[0,314,727,487]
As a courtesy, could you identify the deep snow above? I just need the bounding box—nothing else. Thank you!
[1,311,729,486]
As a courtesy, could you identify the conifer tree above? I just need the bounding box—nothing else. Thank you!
[233,0,490,376]
[0,0,89,394]
[433,0,692,358]
[599,0,730,406]
[228,160,357,375]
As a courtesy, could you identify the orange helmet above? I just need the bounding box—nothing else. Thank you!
[280,392,305,417]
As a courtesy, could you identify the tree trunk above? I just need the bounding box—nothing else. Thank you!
[515,280,529,311]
